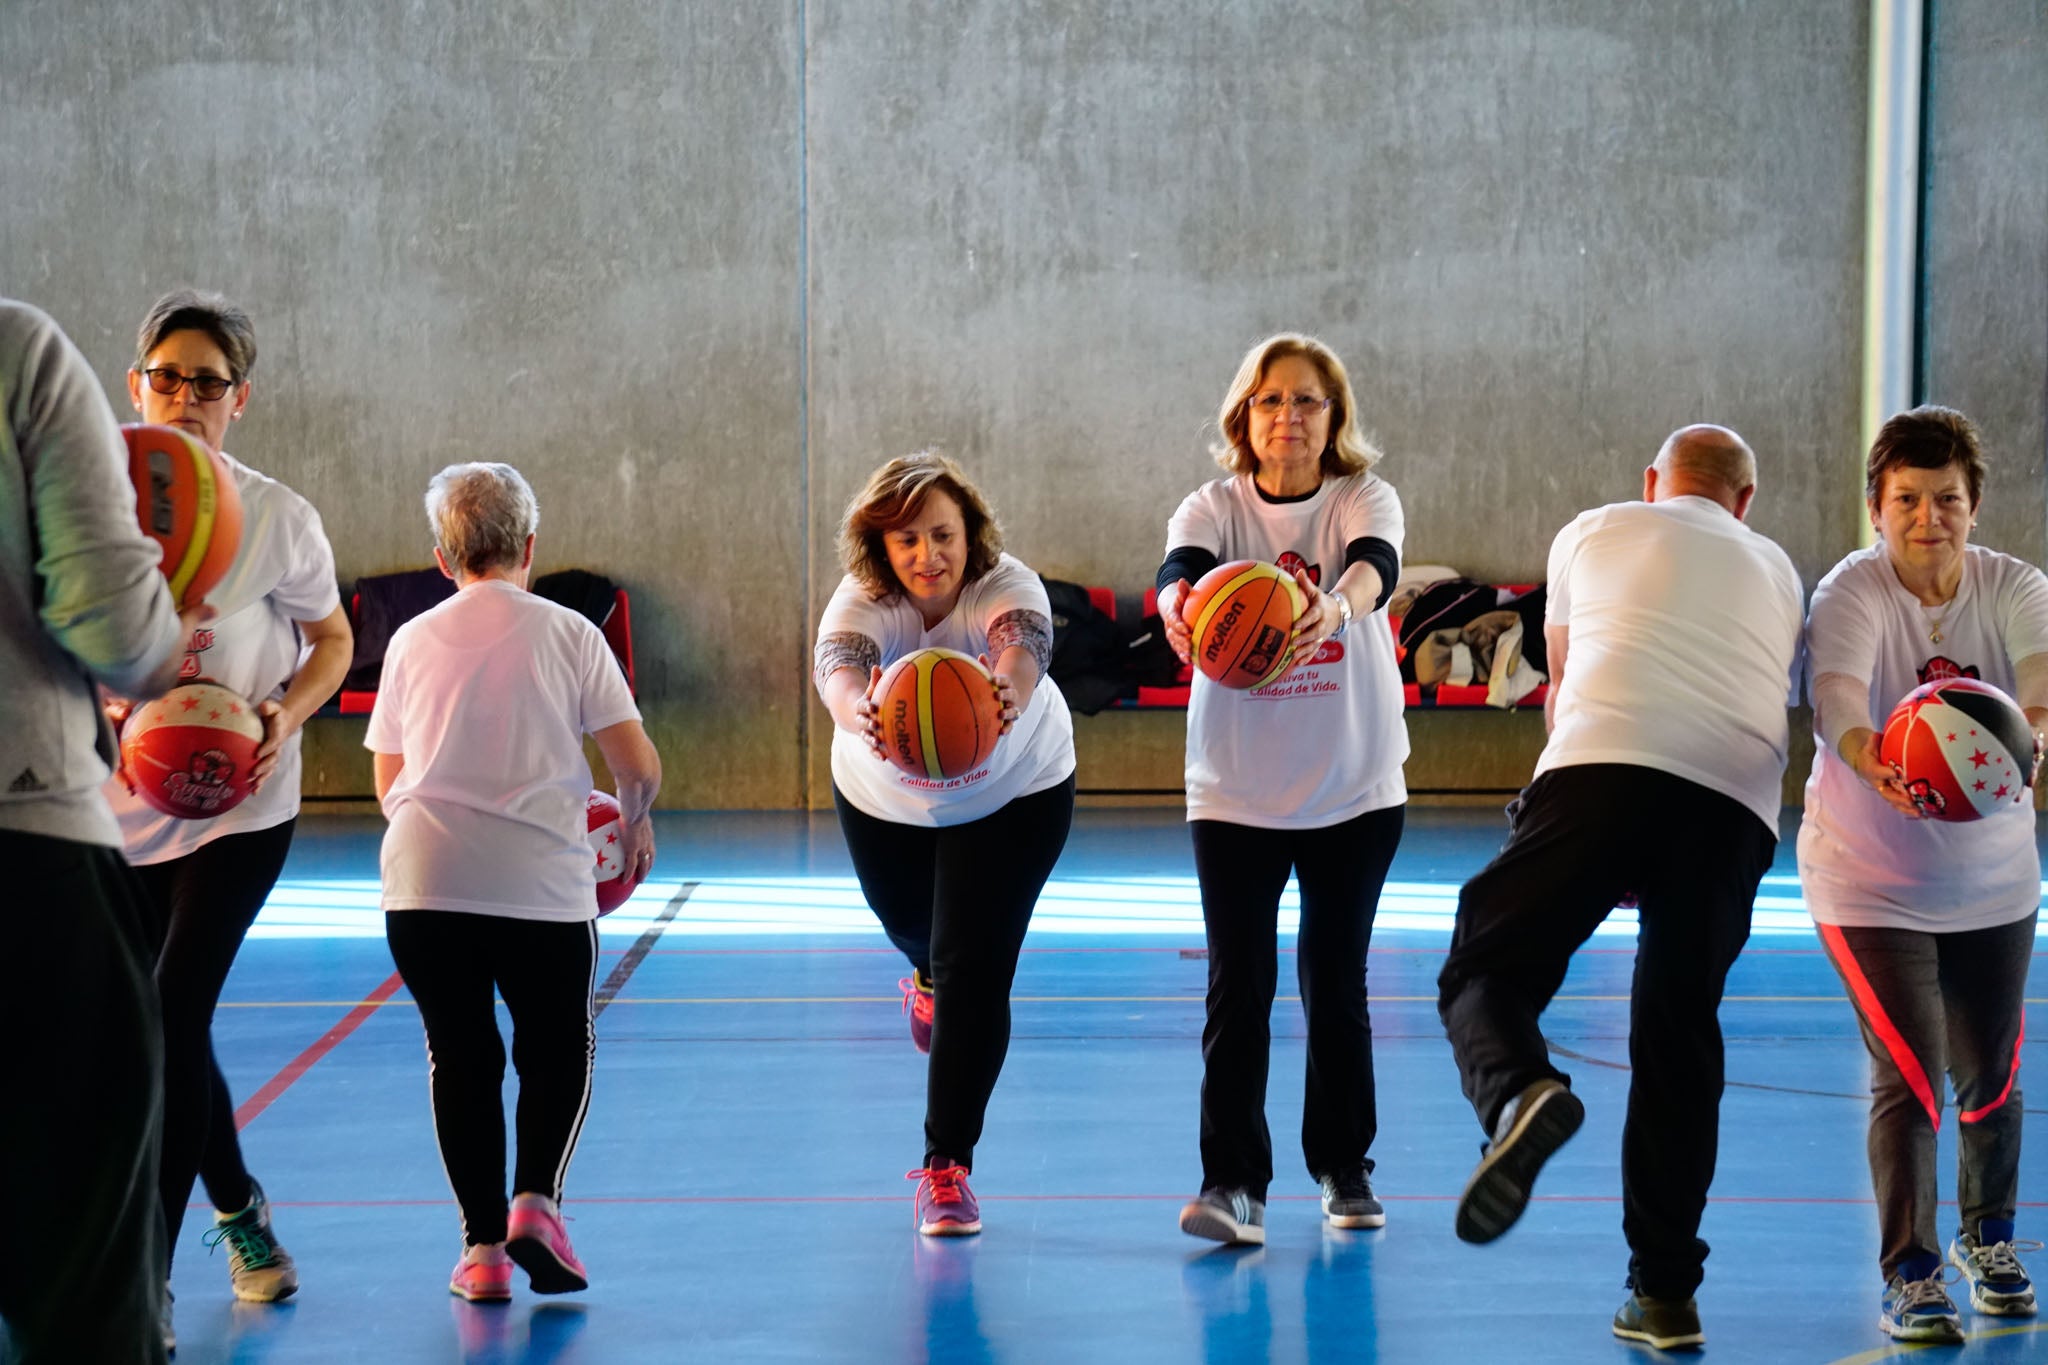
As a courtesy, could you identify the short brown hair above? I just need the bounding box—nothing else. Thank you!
[1867,405,1984,510]
[838,452,1004,599]
[135,289,257,383]
[1212,332,1382,478]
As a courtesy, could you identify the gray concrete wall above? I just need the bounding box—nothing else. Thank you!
[11,3,2015,808]
[1921,0,2048,566]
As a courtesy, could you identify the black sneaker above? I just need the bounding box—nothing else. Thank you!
[1179,1186,1265,1245]
[1454,1078,1584,1244]
[1612,1292,1705,1350]
[1318,1168,1385,1229]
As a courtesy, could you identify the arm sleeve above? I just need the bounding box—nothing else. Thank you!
[267,492,343,623]
[362,631,407,754]
[10,307,184,695]
[578,618,640,734]
[1997,560,2048,668]
[1802,567,1880,696]
[1544,521,1579,629]
[1157,546,1219,595]
[1812,670,1874,755]
[1343,536,1400,611]
[814,575,891,695]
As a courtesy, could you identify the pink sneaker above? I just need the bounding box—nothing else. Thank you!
[900,972,935,1054]
[907,1162,981,1236]
[449,1243,513,1302]
[506,1193,589,1294]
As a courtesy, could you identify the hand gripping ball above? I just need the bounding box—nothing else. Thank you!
[873,648,1003,782]
[1880,676,2036,822]
[1183,560,1305,689]
[119,682,264,819]
[587,789,642,915]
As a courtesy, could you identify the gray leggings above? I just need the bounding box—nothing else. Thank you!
[1819,913,2035,1280]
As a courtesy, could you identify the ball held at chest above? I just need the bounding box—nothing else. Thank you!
[1184,560,1304,689]
[874,648,1003,781]
[119,681,264,820]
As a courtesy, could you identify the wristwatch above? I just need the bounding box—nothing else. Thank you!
[1330,590,1353,635]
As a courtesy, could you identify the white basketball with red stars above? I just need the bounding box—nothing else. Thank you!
[119,682,265,820]
[587,789,641,915]
[1880,677,2036,823]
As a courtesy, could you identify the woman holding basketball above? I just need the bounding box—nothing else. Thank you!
[814,452,1075,1236]
[1801,406,2048,1344]
[105,290,352,1343]
[1156,333,1407,1244]
[368,462,660,1301]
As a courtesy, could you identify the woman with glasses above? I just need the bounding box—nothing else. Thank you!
[814,452,1075,1237]
[1156,333,1408,1245]
[106,289,352,1347]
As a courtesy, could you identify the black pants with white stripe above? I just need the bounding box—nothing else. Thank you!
[385,910,598,1247]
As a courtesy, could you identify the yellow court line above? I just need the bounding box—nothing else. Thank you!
[218,994,2048,1008]
[1823,1319,2048,1363]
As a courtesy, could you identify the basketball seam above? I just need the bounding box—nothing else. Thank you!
[166,442,219,602]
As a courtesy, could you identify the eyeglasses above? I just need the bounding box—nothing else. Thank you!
[142,367,234,402]
[1247,393,1331,418]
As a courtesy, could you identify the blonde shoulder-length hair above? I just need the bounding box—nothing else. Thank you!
[838,451,1005,599]
[1211,332,1382,478]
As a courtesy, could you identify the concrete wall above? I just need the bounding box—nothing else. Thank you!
[6,4,2035,808]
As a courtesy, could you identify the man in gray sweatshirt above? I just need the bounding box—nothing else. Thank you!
[0,298,196,1364]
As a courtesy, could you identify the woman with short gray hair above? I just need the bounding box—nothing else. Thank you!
[367,461,661,1303]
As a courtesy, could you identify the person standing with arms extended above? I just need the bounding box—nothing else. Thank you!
[105,291,353,1349]
[814,452,1076,1238]
[1156,332,1407,1245]
[368,463,661,1302]
[1800,406,2048,1346]
[0,298,196,1365]
[1437,425,1803,1351]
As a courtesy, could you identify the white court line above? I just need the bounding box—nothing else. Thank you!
[244,876,2048,941]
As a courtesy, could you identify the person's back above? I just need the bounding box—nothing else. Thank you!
[1541,494,1804,834]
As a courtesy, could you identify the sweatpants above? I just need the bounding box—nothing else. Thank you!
[1436,764,1774,1300]
[0,830,167,1365]
[1190,804,1406,1199]
[833,775,1076,1169]
[1818,914,2033,1281]
[131,818,296,1259]
[384,910,599,1247]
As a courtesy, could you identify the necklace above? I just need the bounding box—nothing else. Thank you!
[1926,598,1955,645]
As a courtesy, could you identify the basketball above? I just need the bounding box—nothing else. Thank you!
[587,789,641,915]
[1183,560,1305,689]
[124,422,244,609]
[874,648,1003,782]
[1880,677,2036,822]
[119,681,265,820]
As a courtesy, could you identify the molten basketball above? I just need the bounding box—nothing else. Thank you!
[1880,677,2036,822]
[587,789,641,915]
[119,681,264,820]
[125,423,243,609]
[1184,560,1305,689]
[874,648,1003,782]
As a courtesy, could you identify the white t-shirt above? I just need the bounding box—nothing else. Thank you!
[818,553,1076,827]
[1798,543,2048,931]
[1165,472,1410,829]
[365,580,641,921]
[1540,496,1804,834]
[107,452,341,864]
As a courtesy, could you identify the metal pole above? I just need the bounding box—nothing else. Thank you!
[1859,0,1926,545]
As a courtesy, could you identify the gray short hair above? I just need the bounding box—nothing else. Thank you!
[424,463,540,575]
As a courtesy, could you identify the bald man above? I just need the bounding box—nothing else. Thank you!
[1436,425,1804,1350]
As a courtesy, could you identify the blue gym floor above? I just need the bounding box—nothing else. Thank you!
[162,807,2048,1363]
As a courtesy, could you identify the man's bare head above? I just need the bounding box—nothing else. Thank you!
[1648,424,1757,516]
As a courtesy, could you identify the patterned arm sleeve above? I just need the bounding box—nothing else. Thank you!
[986,609,1053,677]
[813,630,881,692]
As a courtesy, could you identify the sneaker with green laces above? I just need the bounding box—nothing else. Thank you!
[203,1178,299,1303]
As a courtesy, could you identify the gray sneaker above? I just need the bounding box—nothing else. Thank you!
[203,1179,299,1302]
[1179,1186,1265,1245]
[1949,1230,2040,1316]
[1318,1168,1385,1229]
[1455,1078,1584,1244]
[1612,1291,1704,1350]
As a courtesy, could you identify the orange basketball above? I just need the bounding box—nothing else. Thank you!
[1184,560,1305,688]
[125,423,243,609]
[874,648,1003,782]
[119,682,265,820]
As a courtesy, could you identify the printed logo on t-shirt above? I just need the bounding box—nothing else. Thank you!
[1275,551,1319,587]
[178,626,216,682]
[1918,655,1980,684]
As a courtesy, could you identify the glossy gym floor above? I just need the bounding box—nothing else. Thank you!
[159,806,2047,1364]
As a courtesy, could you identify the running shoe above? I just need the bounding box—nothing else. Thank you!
[1612,1289,1705,1350]
[1454,1078,1584,1244]
[1881,1263,1965,1344]
[1950,1224,2040,1316]
[908,1161,981,1236]
[1318,1167,1385,1229]
[1179,1186,1266,1246]
[506,1192,589,1294]
[448,1242,514,1303]
[203,1179,299,1302]
[900,971,935,1053]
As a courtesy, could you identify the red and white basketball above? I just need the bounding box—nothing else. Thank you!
[1880,677,2036,822]
[124,423,243,609]
[587,789,641,915]
[874,648,1003,781]
[119,682,264,820]
[1184,560,1304,689]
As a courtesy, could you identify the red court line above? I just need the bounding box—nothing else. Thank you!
[233,971,406,1132]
